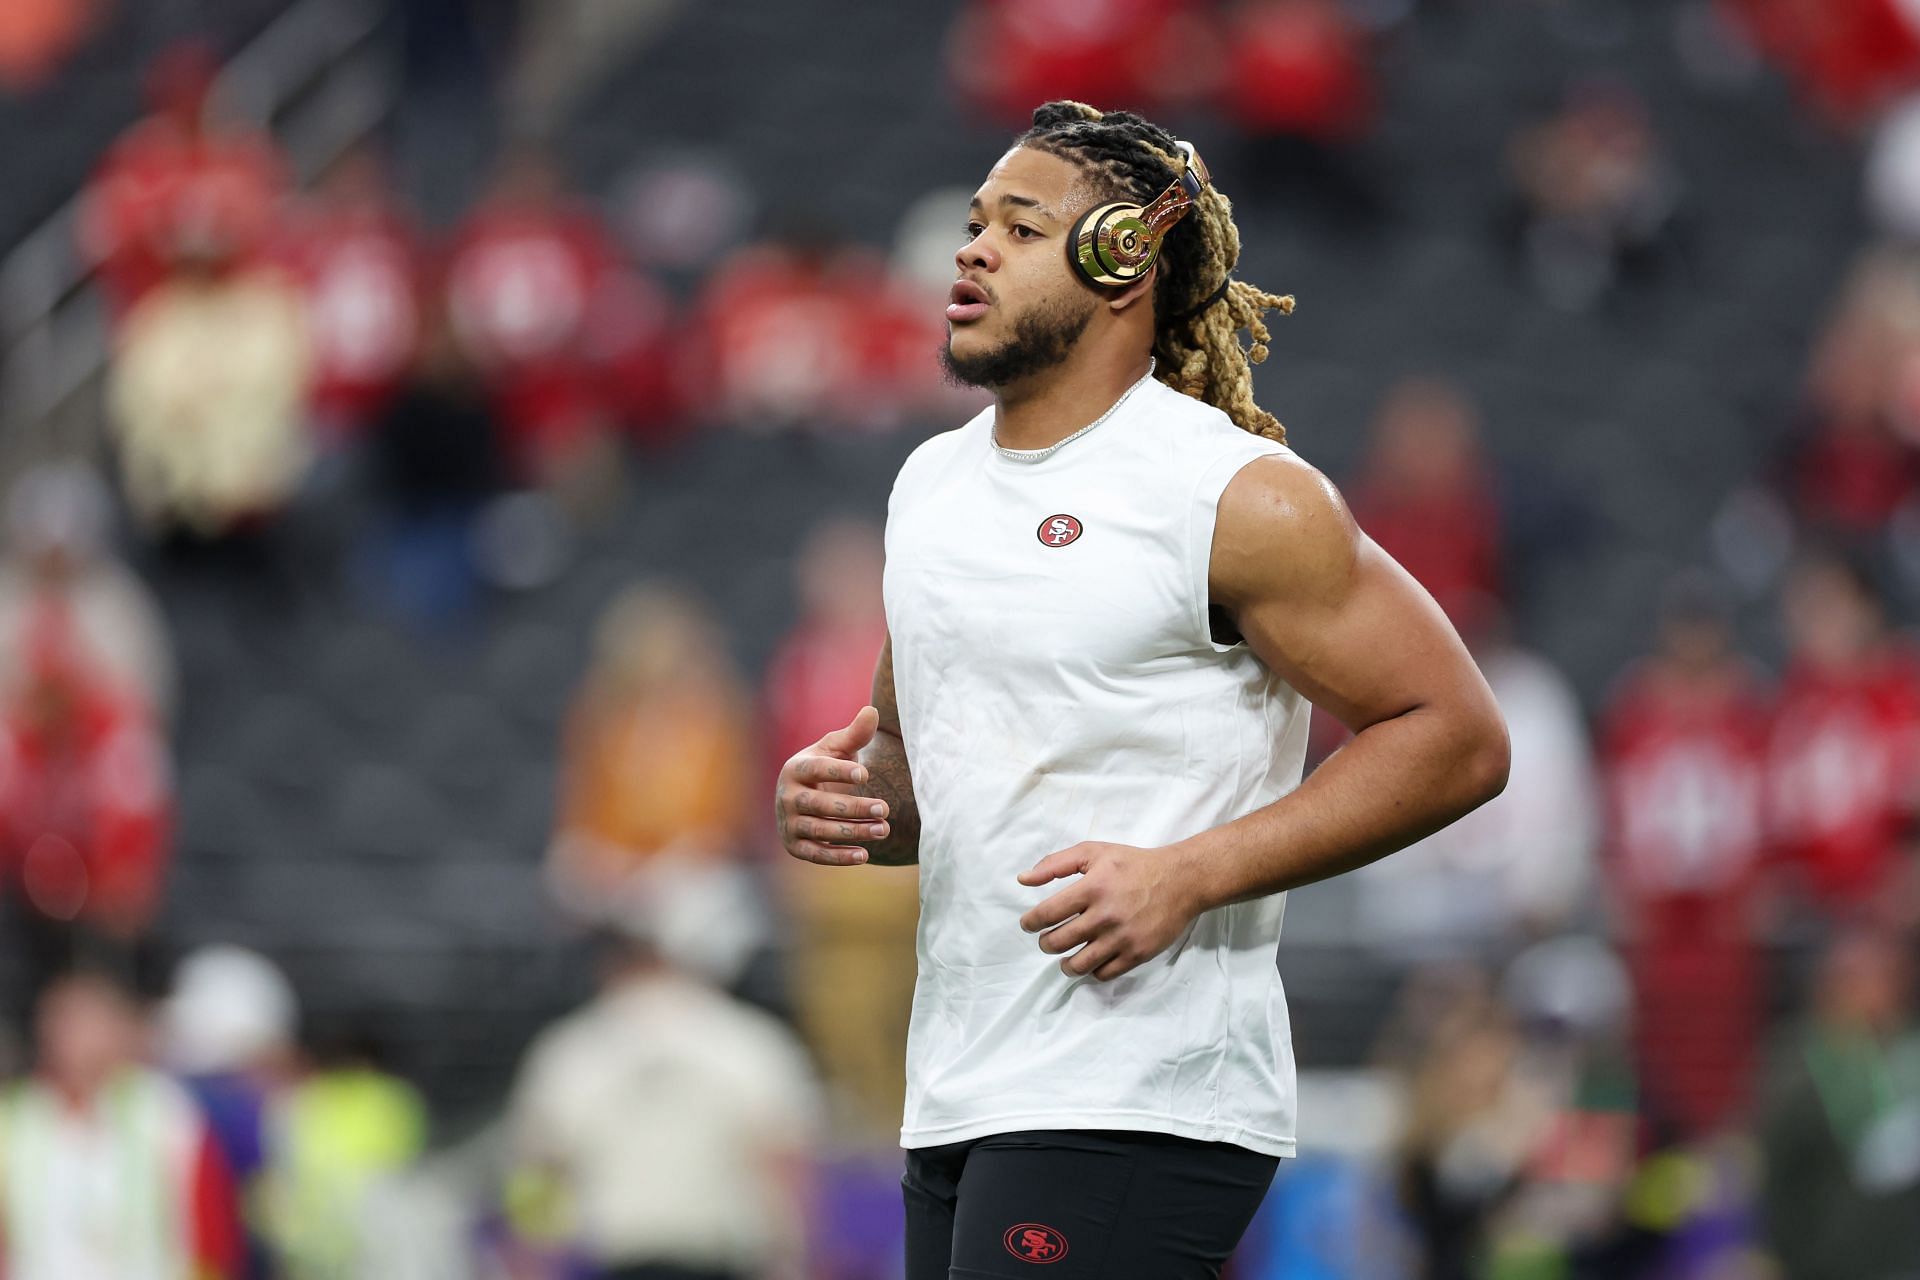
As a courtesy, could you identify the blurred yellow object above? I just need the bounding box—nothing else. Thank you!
[502,1165,576,1246]
[1623,1149,1710,1232]
[262,1067,427,1280]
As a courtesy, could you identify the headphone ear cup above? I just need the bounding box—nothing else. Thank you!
[1071,201,1161,288]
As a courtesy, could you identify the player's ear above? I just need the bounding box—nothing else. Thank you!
[1107,264,1155,314]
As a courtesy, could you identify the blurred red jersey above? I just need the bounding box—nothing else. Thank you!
[1767,646,1920,906]
[272,200,423,441]
[695,246,942,431]
[1221,0,1375,141]
[0,603,172,930]
[1601,658,1771,1137]
[1723,0,1920,124]
[1602,661,1771,900]
[445,202,623,469]
[78,116,288,318]
[1349,485,1502,634]
[948,0,1203,125]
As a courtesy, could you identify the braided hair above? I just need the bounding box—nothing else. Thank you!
[1018,100,1295,443]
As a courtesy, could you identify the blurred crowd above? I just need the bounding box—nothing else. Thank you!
[5,0,1920,1278]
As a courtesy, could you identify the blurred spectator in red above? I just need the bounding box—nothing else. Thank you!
[548,586,759,948]
[1349,377,1503,636]
[0,971,243,1280]
[1220,0,1375,144]
[0,462,175,722]
[1505,80,1681,312]
[692,220,945,433]
[360,304,502,627]
[763,518,889,781]
[106,223,311,541]
[77,40,290,321]
[0,0,96,92]
[445,143,640,502]
[763,519,917,1144]
[945,0,1215,128]
[588,264,685,450]
[0,599,171,1016]
[1767,553,1920,916]
[1789,249,1920,537]
[1759,926,1920,1280]
[272,143,424,450]
[507,892,821,1280]
[1600,576,1770,1140]
[1724,0,1920,129]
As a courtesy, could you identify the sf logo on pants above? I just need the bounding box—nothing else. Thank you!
[1003,1222,1069,1263]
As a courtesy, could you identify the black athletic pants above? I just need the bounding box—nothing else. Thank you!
[903,1129,1280,1279]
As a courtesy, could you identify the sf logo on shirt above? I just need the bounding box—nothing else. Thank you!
[1003,1222,1070,1263]
[1037,514,1083,547]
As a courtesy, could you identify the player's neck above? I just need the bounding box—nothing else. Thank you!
[992,349,1154,453]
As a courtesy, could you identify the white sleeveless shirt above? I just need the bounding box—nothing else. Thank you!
[883,376,1311,1158]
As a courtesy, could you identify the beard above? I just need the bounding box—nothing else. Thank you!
[940,290,1097,390]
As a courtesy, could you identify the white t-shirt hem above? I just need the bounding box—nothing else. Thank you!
[900,1109,1297,1159]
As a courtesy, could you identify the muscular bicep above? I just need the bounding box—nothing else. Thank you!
[1208,456,1493,735]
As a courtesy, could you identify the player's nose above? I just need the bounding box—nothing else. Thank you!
[956,232,999,274]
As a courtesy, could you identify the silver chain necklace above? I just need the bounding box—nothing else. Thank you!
[990,358,1157,463]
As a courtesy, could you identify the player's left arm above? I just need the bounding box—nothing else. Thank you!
[1018,453,1509,981]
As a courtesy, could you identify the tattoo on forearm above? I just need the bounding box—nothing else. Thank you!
[860,729,921,866]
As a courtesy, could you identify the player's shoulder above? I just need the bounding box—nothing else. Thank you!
[1136,378,1298,476]
[1209,443,1360,606]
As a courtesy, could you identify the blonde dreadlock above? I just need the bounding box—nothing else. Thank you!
[1018,100,1296,443]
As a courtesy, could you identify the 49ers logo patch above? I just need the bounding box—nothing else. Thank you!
[1037,514,1083,547]
[1004,1222,1069,1263]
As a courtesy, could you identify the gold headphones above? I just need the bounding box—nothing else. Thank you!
[1069,140,1211,289]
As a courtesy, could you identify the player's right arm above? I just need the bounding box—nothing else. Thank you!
[775,633,921,867]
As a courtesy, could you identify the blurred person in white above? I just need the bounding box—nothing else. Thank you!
[161,944,302,1280]
[0,460,174,720]
[106,218,311,541]
[1356,602,1598,961]
[506,869,823,1280]
[764,518,917,1145]
[1759,926,1920,1280]
[0,969,243,1279]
